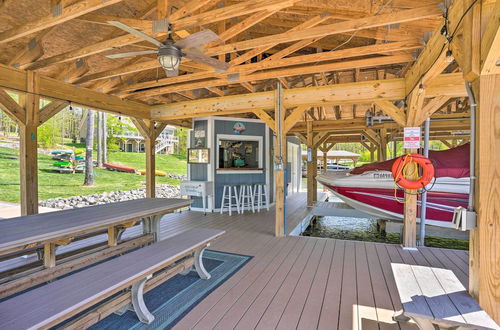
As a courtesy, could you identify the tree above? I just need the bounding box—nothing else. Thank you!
[83,110,95,186]
[174,127,188,155]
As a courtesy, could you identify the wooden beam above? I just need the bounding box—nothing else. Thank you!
[205,87,224,96]
[0,0,126,44]
[157,0,169,19]
[480,0,500,75]
[313,132,330,148]
[38,100,69,125]
[0,89,24,123]
[230,11,332,66]
[0,64,149,119]
[406,86,426,126]
[253,109,276,132]
[207,5,441,56]
[217,8,284,42]
[240,82,255,93]
[374,100,407,127]
[284,105,309,133]
[150,74,466,120]
[121,45,417,94]
[415,96,451,126]
[87,40,418,87]
[132,54,413,98]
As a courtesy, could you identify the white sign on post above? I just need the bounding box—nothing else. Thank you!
[403,127,421,149]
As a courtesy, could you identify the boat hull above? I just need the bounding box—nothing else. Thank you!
[317,171,469,228]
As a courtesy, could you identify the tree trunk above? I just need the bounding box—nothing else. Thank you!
[84,110,95,186]
[96,112,102,167]
[102,113,107,164]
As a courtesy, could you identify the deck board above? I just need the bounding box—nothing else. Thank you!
[0,192,471,330]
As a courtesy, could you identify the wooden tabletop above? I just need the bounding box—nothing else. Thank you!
[0,198,191,255]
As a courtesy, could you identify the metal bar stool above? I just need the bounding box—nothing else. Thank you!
[253,183,269,212]
[239,184,255,214]
[220,184,240,216]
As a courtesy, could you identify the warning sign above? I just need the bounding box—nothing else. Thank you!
[403,127,421,149]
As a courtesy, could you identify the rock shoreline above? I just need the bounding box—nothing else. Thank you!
[39,184,181,209]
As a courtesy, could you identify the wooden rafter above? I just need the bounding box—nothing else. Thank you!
[0,0,127,44]
[38,100,69,125]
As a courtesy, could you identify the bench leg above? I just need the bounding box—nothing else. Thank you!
[131,275,155,324]
[180,266,193,275]
[194,246,211,280]
[114,303,133,315]
[142,215,162,242]
[393,310,411,322]
[412,317,436,330]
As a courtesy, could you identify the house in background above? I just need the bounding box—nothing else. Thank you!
[113,124,178,154]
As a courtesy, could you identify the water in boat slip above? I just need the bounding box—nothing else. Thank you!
[302,216,469,250]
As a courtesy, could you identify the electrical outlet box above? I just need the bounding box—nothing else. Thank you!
[452,206,476,231]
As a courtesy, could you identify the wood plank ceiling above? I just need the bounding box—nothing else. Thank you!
[0,0,467,127]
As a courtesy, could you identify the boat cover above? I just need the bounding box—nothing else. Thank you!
[351,143,470,178]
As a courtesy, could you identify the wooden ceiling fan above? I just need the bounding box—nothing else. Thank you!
[105,21,229,77]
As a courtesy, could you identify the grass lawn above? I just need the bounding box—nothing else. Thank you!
[0,147,186,203]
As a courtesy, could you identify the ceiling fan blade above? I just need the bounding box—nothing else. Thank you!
[105,50,158,59]
[174,29,220,49]
[108,21,164,48]
[165,68,179,77]
[183,49,230,72]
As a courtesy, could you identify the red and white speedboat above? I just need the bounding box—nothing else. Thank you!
[316,144,470,228]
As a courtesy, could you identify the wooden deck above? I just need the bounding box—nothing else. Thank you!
[0,192,470,329]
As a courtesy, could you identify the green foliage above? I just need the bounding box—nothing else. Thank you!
[0,146,187,203]
[175,127,188,155]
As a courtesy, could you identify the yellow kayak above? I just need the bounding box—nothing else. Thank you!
[138,169,167,176]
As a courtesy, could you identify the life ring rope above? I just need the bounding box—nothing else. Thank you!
[391,153,435,203]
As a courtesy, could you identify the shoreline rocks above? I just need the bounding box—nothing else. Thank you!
[39,184,181,209]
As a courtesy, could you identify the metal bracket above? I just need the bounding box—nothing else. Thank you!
[194,246,211,280]
[131,275,154,324]
[152,18,169,34]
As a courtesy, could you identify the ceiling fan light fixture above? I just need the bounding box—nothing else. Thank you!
[157,45,181,71]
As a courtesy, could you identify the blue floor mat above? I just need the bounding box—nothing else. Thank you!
[89,250,251,330]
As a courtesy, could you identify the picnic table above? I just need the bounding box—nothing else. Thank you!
[0,198,191,268]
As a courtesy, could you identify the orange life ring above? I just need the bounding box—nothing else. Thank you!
[391,154,435,190]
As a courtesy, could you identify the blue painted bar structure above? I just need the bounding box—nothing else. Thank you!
[187,116,302,212]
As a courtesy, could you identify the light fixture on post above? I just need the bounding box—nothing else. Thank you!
[157,44,181,76]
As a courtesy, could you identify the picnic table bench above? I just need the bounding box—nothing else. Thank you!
[391,263,499,330]
[0,228,224,329]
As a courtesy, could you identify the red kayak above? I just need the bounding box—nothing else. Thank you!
[103,163,136,173]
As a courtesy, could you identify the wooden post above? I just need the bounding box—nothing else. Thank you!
[145,137,156,198]
[321,147,328,173]
[312,145,318,203]
[131,118,162,199]
[43,243,56,268]
[380,128,388,161]
[274,83,286,237]
[306,121,315,206]
[402,148,418,248]
[469,74,500,322]
[20,71,40,215]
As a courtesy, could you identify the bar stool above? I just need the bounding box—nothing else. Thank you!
[253,183,269,212]
[220,184,240,216]
[239,184,255,213]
